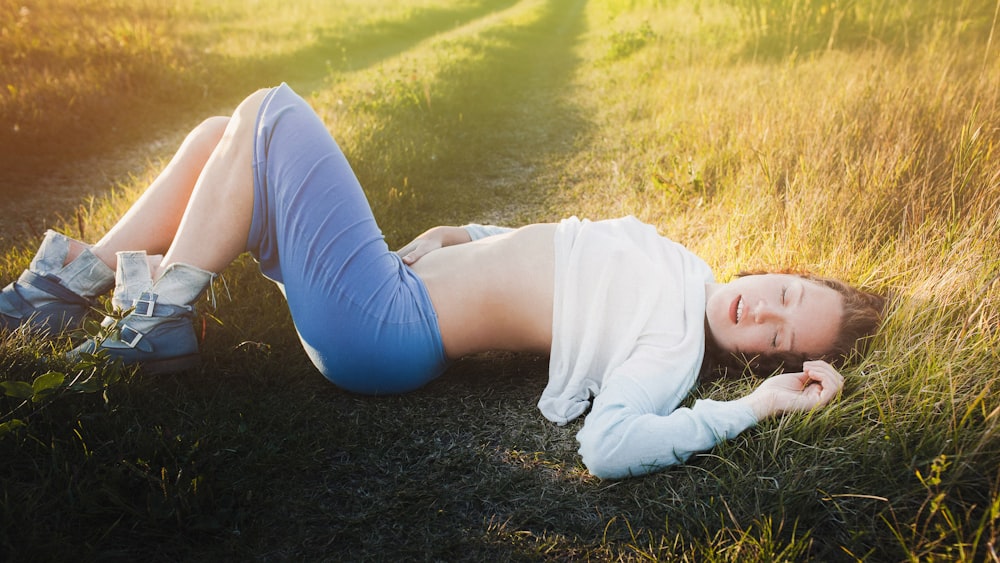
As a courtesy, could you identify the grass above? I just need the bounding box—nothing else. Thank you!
[2,0,1000,560]
[0,0,512,240]
[0,0,507,142]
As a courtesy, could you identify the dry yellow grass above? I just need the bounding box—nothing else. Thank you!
[3,0,1000,559]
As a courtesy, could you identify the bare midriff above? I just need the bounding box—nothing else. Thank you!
[408,223,556,359]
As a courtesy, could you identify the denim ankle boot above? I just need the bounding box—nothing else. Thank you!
[0,230,114,335]
[71,251,215,374]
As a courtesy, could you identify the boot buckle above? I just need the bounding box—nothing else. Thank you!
[119,324,145,348]
[133,292,157,317]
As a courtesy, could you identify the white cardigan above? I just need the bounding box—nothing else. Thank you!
[465,217,758,479]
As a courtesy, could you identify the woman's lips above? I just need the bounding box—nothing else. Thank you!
[730,295,742,324]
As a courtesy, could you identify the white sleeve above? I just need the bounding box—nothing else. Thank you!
[463,224,515,241]
[576,354,758,480]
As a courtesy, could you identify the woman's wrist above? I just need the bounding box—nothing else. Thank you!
[735,393,770,421]
[436,225,472,247]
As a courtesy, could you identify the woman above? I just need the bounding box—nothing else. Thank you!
[0,84,883,479]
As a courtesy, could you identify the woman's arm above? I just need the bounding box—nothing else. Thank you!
[463,224,515,241]
[735,360,844,420]
[578,358,844,479]
[578,375,757,479]
[397,224,514,265]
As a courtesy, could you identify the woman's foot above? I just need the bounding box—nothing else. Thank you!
[0,230,114,335]
[69,251,214,374]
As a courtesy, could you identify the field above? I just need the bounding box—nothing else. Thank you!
[2,0,999,560]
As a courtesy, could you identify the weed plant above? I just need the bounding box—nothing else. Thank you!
[2,0,1000,560]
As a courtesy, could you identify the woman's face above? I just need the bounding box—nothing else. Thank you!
[705,274,843,358]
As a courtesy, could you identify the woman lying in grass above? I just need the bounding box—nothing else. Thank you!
[0,84,884,479]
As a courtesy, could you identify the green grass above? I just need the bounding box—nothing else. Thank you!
[2,0,1000,560]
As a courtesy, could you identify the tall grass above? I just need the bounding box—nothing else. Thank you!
[0,0,507,183]
[2,0,1000,559]
[725,0,999,56]
[0,0,497,131]
[310,0,583,242]
[562,0,1000,558]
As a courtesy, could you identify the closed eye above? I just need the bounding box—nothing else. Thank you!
[781,286,787,305]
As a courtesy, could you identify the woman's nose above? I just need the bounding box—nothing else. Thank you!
[753,301,782,323]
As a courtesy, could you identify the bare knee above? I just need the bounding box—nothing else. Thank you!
[215,88,271,155]
[195,116,231,137]
[194,89,267,148]
[230,88,270,129]
[183,116,230,155]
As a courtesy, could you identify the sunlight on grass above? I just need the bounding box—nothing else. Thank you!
[559,0,1000,559]
[309,0,553,242]
[0,0,500,163]
[174,0,491,60]
[3,0,1000,559]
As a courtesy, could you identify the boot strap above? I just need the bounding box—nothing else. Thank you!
[130,292,193,318]
[119,324,148,350]
[102,293,193,351]
[17,271,90,306]
[95,317,149,350]
[0,282,34,319]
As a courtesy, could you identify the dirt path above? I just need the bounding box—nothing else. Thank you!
[446,0,590,226]
[0,2,598,558]
[0,0,589,249]
[349,0,592,240]
[462,0,589,223]
[0,0,522,247]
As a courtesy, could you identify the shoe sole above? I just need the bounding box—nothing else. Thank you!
[139,353,201,375]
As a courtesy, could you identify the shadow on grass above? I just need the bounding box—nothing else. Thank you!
[230,0,521,92]
[0,0,518,243]
[338,0,593,243]
[0,0,643,559]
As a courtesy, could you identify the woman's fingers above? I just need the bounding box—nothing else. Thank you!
[397,238,441,265]
[748,361,846,419]
[396,242,419,264]
[802,360,844,404]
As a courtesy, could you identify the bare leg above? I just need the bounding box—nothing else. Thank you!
[155,88,270,277]
[72,88,267,277]
[67,116,231,268]
[64,89,272,372]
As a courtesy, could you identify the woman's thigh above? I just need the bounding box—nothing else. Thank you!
[248,84,447,394]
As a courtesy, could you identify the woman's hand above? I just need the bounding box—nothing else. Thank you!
[396,226,471,265]
[738,360,845,421]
